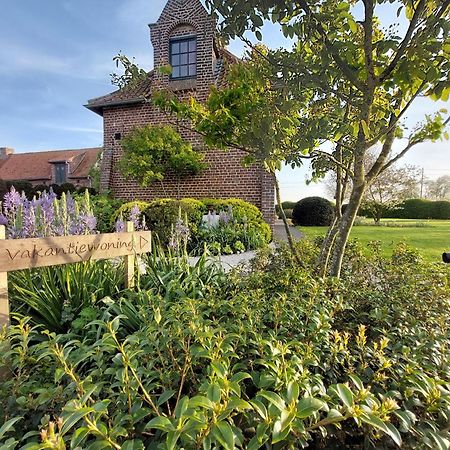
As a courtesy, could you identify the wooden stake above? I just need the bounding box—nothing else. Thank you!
[0,225,9,329]
[124,221,135,288]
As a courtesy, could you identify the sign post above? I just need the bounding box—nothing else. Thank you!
[0,222,151,328]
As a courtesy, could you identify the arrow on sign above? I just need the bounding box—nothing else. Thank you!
[140,235,149,250]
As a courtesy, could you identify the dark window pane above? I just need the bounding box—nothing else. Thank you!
[180,65,188,77]
[171,42,180,54]
[188,52,196,64]
[189,64,197,76]
[180,41,188,53]
[189,40,196,52]
[172,66,180,78]
[171,54,180,66]
[180,53,188,65]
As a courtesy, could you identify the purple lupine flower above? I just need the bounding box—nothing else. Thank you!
[129,205,142,230]
[0,214,8,226]
[219,210,230,225]
[3,187,21,211]
[115,219,125,233]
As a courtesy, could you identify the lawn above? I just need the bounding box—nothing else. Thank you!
[299,219,450,262]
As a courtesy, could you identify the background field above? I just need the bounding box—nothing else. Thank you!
[298,219,450,262]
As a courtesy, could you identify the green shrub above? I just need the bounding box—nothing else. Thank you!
[9,260,123,332]
[59,182,76,194]
[201,197,272,242]
[6,180,34,199]
[432,200,450,219]
[2,243,450,448]
[292,196,334,226]
[144,198,205,244]
[111,200,151,228]
[276,201,296,218]
[86,194,124,233]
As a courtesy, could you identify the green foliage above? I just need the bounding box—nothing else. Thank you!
[201,198,272,242]
[8,260,123,333]
[144,198,205,245]
[84,194,124,233]
[59,183,76,194]
[386,198,450,219]
[119,125,206,187]
[110,52,147,90]
[111,200,151,228]
[1,242,450,448]
[6,180,34,199]
[292,196,335,226]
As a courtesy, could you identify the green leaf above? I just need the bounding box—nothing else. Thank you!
[336,384,354,408]
[258,391,286,412]
[348,374,363,391]
[250,399,268,420]
[287,381,299,404]
[166,431,181,450]
[211,361,227,378]
[70,426,89,448]
[211,421,234,450]
[189,396,214,410]
[145,416,174,432]
[297,397,324,418]
[255,30,263,41]
[157,390,175,406]
[61,407,94,435]
[207,382,221,403]
[0,417,22,440]
[360,414,402,446]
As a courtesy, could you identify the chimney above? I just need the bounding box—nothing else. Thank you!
[0,147,14,159]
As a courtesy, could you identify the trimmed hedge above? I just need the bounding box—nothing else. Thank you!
[385,198,450,219]
[292,196,334,226]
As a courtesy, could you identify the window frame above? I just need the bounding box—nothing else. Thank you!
[54,162,68,184]
[169,35,197,80]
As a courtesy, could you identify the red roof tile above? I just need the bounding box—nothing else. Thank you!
[0,148,101,182]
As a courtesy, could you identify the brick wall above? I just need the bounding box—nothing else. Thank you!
[100,0,275,225]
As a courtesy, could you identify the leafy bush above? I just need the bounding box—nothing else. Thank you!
[201,197,271,242]
[386,198,450,219]
[59,182,76,194]
[119,125,206,187]
[9,260,123,332]
[111,200,151,230]
[276,201,296,218]
[85,194,124,233]
[1,242,450,448]
[143,198,205,245]
[6,180,34,199]
[292,196,334,226]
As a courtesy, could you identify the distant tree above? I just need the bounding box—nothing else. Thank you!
[426,175,450,199]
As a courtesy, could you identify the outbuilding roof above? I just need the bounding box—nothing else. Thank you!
[0,148,101,182]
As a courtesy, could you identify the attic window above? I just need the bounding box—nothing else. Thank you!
[170,36,197,79]
[54,163,67,184]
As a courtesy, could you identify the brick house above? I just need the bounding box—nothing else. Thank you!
[0,147,101,188]
[86,0,275,224]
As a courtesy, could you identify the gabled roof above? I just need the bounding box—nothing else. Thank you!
[85,47,239,116]
[0,148,101,182]
[85,72,154,115]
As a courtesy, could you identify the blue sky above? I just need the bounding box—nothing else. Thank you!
[1,0,449,201]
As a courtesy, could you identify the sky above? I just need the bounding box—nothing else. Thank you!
[0,0,449,201]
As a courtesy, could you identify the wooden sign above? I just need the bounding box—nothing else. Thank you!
[0,223,151,328]
[0,230,151,272]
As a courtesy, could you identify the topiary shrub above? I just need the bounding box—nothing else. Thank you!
[431,200,450,219]
[77,186,98,196]
[0,178,9,201]
[49,183,64,198]
[201,197,271,242]
[60,182,76,194]
[292,196,334,226]
[387,198,433,219]
[144,198,205,245]
[111,201,151,228]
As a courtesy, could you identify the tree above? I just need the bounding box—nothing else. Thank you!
[326,154,421,223]
[118,125,206,193]
[203,0,450,277]
[426,175,450,199]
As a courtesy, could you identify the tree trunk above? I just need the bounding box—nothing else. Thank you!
[273,172,303,266]
[329,183,366,277]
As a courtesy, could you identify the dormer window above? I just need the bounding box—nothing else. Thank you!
[54,163,68,184]
[170,36,197,79]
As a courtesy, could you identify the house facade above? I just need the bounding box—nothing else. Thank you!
[0,147,101,188]
[86,0,275,225]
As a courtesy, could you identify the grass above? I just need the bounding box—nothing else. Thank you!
[298,219,450,262]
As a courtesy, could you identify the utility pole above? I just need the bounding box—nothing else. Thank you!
[420,167,424,198]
